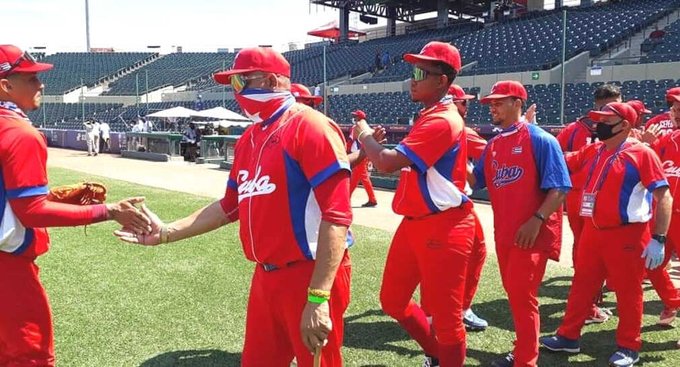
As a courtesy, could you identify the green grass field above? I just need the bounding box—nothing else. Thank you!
[39,167,680,366]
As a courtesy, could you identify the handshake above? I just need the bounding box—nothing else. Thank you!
[108,199,165,246]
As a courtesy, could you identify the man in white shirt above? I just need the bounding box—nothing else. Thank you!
[99,121,111,152]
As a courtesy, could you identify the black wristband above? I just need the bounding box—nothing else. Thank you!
[652,234,667,244]
[533,212,546,222]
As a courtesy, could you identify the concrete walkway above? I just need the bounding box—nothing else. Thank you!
[47,147,680,282]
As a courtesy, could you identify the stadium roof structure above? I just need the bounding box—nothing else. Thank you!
[310,0,494,23]
[308,20,367,40]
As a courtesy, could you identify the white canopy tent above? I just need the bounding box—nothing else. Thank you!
[191,107,249,122]
[146,106,197,118]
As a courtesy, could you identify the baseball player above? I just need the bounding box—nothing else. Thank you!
[645,87,680,134]
[469,80,571,367]
[556,84,622,325]
[347,110,378,208]
[646,121,680,326]
[556,84,621,262]
[626,99,680,326]
[117,47,353,367]
[354,41,474,367]
[448,84,489,331]
[0,44,151,366]
[540,102,672,367]
[291,83,323,108]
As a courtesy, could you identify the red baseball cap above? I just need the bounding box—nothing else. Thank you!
[403,41,462,72]
[448,84,475,101]
[213,47,290,85]
[0,45,52,77]
[351,110,366,120]
[290,83,323,106]
[588,102,638,125]
[480,81,528,104]
[626,100,651,115]
[666,87,680,104]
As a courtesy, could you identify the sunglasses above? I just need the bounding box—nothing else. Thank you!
[0,51,37,77]
[412,66,442,82]
[230,73,267,93]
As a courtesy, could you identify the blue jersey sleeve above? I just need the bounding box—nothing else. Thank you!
[528,125,572,192]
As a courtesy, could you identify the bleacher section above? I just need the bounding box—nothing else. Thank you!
[104,53,235,95]
[26,103,123,128]
[30,100,242,132]
[40,52,155,94]
[290,22,482,86]
[365,0,680,82]
[324,78,680,126]
[641,18,680,63]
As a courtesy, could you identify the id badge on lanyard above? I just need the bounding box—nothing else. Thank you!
[580,192,596,217]
[579,142,626,219]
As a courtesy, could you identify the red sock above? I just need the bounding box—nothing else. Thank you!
[397,302,439,356]
[438,341,466,367]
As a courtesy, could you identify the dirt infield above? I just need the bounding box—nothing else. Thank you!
[47,147,680,280]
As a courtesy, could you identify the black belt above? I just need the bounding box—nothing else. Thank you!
[260,260,304,272]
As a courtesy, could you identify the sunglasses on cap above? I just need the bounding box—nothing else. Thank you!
[230,73,268,94]
[0,51,38,78]
[412,66,442,82]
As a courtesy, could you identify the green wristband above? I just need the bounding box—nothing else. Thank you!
[307,294,329,304]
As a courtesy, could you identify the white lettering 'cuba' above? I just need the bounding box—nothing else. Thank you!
[663,160,680,178]
[237,166,276,202]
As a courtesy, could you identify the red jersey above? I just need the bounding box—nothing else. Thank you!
[652,130,680,213]
[221,104,352,267]
[645,112,676,134]
[0,105,50,257]
[393,100,470,218]
[556,117,597,153]
[565,139,668,228]
[473,122,571,260]
[466,127,487,160]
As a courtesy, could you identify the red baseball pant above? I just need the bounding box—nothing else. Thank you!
[565,192,584,264]
[0,253,55,367]
[349,161,376,203]
[558,221,648,351]
[380,207,475,367]
[463,210,486,311]
[647,212,680,309]
[241,252,351,367]
[496,243,549,367]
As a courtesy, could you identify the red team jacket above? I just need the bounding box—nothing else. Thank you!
[473,122,571,260]
[565,139,668,228]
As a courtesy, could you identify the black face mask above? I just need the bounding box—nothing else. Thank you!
[595,120,623,141]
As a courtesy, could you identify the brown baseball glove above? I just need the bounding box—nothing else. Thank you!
[47,182,107,205]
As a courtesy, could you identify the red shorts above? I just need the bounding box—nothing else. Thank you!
[0,253,55,367]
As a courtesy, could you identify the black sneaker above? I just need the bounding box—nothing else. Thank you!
[361,201,377,207]
[423,355,439,367]
[490,353,514,367]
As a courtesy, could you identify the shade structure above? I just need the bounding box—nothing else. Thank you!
[307,20,366,40]
[146,106,197,118]
[190,107,249,121]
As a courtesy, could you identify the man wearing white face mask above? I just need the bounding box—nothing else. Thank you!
[115,47,353,367]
